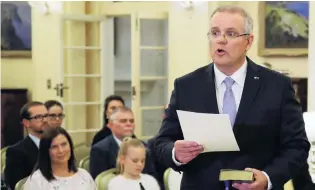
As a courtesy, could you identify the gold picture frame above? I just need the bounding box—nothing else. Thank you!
[1,51,31,58]
[258,1,309,57]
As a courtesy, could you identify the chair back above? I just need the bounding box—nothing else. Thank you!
[15,177,27,190]
[1,147,7,174]
[284,180,294,190]
[73,143,90,166]
[79,156,90,172]
[303,112,315,175]
[95,168,118,190]
[163,168,182,190]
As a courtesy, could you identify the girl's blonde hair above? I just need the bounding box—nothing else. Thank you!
[116,137,145,174]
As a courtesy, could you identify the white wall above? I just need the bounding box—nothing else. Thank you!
[168,1,210,95]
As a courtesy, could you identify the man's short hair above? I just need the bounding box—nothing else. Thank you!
[20,101,44,121]
[109,106,133,121]
[210,5,253,34]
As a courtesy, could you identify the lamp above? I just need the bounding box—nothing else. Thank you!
[180,0,193,10]
[28,1,62,14]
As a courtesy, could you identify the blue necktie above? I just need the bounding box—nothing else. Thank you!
[222,77,236,127]
[222,77,236,190]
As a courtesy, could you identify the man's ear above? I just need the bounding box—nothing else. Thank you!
[246,34,254,51]
[107,121,113,129]
[22,118,29,128]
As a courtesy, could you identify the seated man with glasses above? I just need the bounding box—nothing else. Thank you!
[4,101,51,190]
[44,100,65,128]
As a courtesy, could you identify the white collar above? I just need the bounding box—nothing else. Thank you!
[113,135,122,146]
[213,59,247,89]
[28,134,40,148]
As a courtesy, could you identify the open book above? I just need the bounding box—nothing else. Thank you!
[219,169,254,182]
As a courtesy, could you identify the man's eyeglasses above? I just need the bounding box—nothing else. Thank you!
[28,114,49,121]
[207,31,249,40]
[28,114,65,121]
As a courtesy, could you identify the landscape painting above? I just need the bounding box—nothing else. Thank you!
[1,1,32,58]
[258,1,309,56]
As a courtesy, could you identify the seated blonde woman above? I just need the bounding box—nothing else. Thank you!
[24,127,96,190]
[108,137,160,190]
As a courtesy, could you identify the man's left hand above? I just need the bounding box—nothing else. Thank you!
[232,168,268,190]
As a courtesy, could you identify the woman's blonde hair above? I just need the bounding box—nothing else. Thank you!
[116,137,145,174]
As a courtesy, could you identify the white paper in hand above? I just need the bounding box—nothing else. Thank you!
[176,110,240,152]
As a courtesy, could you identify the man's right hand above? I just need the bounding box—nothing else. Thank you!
[174,140,204,164]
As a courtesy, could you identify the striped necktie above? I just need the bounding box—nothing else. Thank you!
[222,77,236,127]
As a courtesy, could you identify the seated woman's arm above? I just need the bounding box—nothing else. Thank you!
[78,168,97,190]
[144,174,161,190]
[23,174,43,190]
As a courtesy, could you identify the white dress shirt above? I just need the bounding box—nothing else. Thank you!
[28,134,40,148]
[171,61,272,189]
[113,135,122,146]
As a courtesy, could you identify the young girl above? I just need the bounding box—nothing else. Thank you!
[108,137,160,190]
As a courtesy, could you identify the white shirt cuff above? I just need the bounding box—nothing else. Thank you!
[172,147,183,166]
[262,171,272,190]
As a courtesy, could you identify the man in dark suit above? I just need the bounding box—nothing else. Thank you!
[4,101,49,190]
[147,136,168,190]
[146,105,169,190]
[90,106,155,179]
[155,5,310,190]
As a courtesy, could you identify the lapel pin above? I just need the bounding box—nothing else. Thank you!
[254,76,259,79]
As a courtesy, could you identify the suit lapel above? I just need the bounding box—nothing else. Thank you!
[234,58,262,134]
[24,136,39,165]
[109,136,119,159]
[205,64,220,114]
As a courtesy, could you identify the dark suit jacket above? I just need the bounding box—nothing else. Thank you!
[4,136,38,190]
[91,127,112,146]
[90,135,155,179]
[292,163,315,190]
[147,136,168,190]
[155,58,310,190]
[92,126,139,146]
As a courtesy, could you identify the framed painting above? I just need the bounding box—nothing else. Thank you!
[258,1,309,57]
[1,1,32,58]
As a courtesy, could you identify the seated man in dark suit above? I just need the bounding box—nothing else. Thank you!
[4,101,50,190]
[147,136,168,190]
[1,178,10,190]
[90,106,155,179]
